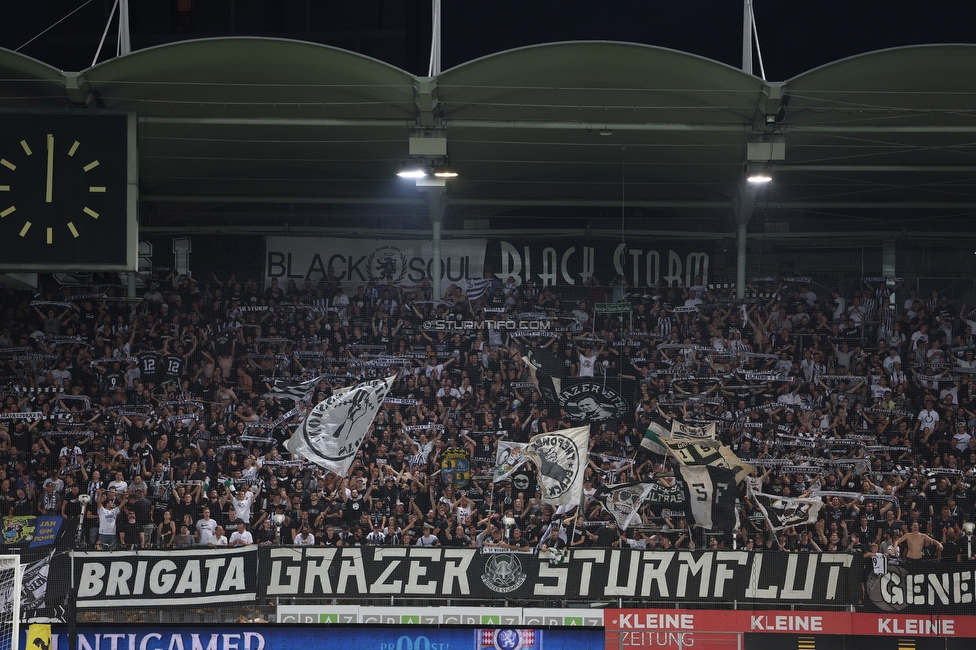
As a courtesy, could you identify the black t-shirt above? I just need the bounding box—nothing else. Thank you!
[138,352,159,378]
[162,354,185,379]
[343,498,364,524]
[118,518,142,546]
[595,524,619,547]
[320,530,343,547]
[214,331,235,357]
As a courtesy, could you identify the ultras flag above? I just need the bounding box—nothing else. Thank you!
[287,375,395,476]
[522,426,590,506]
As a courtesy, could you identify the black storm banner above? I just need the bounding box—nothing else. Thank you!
[487,239,714,288]
[73,548,258,608]
[256,548,858,604]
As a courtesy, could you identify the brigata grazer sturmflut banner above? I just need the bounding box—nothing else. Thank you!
[74,547,258,608]
[255,548,857,603]
[73,547,859,607]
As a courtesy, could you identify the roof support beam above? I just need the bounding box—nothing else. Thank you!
[145,194,976,210]
[415,77,439,129]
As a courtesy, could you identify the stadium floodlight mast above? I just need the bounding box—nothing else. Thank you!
[93,0,131,66]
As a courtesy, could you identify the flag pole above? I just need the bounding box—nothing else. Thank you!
[487,480,496,515]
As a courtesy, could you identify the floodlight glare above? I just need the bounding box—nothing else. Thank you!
[433,170,458,178]
[747,174,772,184]
[397,169,427,179]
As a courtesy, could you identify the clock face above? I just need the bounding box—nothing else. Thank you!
[0,112,130,270]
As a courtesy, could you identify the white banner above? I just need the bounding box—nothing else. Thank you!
[287,376,395,476]
[523,426,590,506]
[493,441,527,483]
[265,237,487,290]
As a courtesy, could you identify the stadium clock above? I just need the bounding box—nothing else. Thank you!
[0,111,135,270]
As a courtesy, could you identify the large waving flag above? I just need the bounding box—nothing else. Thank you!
[287,375,395,476]
[675,465,737,532]
[521,355,562,406]
[264,375,324,403]
[640,415,673,455]
[523,426,590,506]
[595,480,687,530]
[493,440,527,483]
[662,438,755,484]
[747,478,823,531]
[465,277,495,301]
[641,416,717,455]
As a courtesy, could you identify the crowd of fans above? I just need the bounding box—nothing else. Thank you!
[1,269,974,565]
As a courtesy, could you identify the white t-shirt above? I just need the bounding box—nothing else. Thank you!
[196,517,218,545]
[917,408,940,431]
[229,530,253,546]
[108,479,129,493]
[98,506,120,535]
[953,431,972,452]
[416,533,439,547]
[579,353,597,377]
[232,491,255,523]
[295,532,316,546]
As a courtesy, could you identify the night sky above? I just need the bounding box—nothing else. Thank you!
[1,0,975,80]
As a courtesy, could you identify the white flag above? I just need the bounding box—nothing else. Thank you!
[670,420,717,441]
[523,426,589,506]
[493,440,527,483]
[264,375,324,403]
[676,464,716,530]
[747,478,824,531]
[287,375,395,476]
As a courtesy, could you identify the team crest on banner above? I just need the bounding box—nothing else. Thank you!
[367,246,409,283]
[480,553,528,593]
[2,516,35,544]
[287,376,395,475]
[523,426,589,506]
[480,629,537,650]
[558,383,628,421]
[440,448,471,487]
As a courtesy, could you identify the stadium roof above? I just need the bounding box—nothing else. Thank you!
[1,39,974,238]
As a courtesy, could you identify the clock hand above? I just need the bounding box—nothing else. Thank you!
[45,134,54,203]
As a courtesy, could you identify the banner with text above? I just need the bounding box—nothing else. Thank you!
[73,548,258,608]
[29,626,604,650]
[265,237,487,289]
[606,609,976,638]
[864,560,976,615]
[488,239,712,288]
[256,547,857,604]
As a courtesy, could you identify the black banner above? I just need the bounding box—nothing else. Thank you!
[257,548,858,604]
[73,548,258,608]
[487,238,713,289]
[865,561,976,614]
